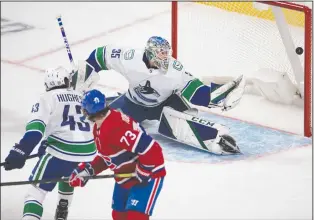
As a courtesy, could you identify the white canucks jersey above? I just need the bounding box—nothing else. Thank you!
[26,88,96,162]
[87,45,196,107]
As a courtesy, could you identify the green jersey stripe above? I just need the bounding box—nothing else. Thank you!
[181,79,204,101]
[96,47,108,70]
[26,121,46,134]
[50,135,94,145]
[34,154,52,181]
[47,136,96,154]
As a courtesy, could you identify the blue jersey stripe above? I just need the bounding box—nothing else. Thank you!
[134,133,154,155]
[86,49,102,73]
[190,85,211,106]
[50,135,94,144]
[110,151,137,167]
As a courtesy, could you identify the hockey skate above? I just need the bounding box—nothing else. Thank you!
[54,199,69,220]
[208,75,245,111]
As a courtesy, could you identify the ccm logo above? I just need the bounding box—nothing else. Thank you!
[191,117,215,126]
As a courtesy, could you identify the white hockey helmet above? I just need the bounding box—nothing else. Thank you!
[44,66,71,91]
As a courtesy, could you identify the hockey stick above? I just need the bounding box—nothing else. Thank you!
[56,15,79,90]
[56,15,76,72]
[0,154,39,167]
[0,173,135,187]
[56,15,100,92]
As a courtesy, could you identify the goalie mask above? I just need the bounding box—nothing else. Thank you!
[145,36,172,72]
[44,66,71,91]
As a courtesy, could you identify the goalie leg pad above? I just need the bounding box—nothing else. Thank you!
[158,107,231,154]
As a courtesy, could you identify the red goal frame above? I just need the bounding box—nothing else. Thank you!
[171,1,312,137]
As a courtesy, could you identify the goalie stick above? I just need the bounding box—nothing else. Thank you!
[56,16,76,76]
[56,15,100,92]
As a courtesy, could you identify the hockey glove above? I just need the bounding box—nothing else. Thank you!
[69,162,94,187]
[37,140,48,157]
[4,143,28,170]
[135,163,152,184]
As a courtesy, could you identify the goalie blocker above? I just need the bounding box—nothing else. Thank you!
[158,107,241,155]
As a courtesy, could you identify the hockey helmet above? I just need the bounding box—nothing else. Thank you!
[44,66,71,91]
[81,89,106,115]
[145,36,172,71]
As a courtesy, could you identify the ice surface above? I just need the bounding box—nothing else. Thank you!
[1,2,312,220]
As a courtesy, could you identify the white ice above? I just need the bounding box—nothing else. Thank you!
[1,2,312,220]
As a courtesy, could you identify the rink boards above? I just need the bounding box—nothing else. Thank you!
[145,112,312,164]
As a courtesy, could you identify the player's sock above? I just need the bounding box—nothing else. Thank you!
[22,200,44,220]
[22,185,46,220]
[112,209,127,220]
[54,182,74,220]
[126,210,149,220]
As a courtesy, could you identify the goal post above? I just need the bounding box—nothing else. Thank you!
[171,1,312,137]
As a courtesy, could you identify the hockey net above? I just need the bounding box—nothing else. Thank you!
[171,1,312,137]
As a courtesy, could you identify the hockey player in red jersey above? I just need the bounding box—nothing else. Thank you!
[68,89,166,220]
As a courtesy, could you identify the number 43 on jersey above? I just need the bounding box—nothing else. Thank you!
[61,105,90,131]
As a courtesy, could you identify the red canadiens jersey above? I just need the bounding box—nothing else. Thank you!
[90,109,166,188]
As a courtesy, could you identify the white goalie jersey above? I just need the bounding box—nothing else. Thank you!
[77,45,199,107]
[104,45,195,106]
[26,88,96,162]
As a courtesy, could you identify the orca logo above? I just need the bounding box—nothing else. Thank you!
[133,80,160,103]
[137,81,160,96]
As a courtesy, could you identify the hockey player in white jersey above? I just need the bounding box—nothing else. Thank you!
[73,36,243,155]
[3,67,96,220]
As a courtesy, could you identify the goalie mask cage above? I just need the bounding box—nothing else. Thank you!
[171,1,312,137]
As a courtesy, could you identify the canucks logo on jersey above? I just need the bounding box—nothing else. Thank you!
[134,80,160,103]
